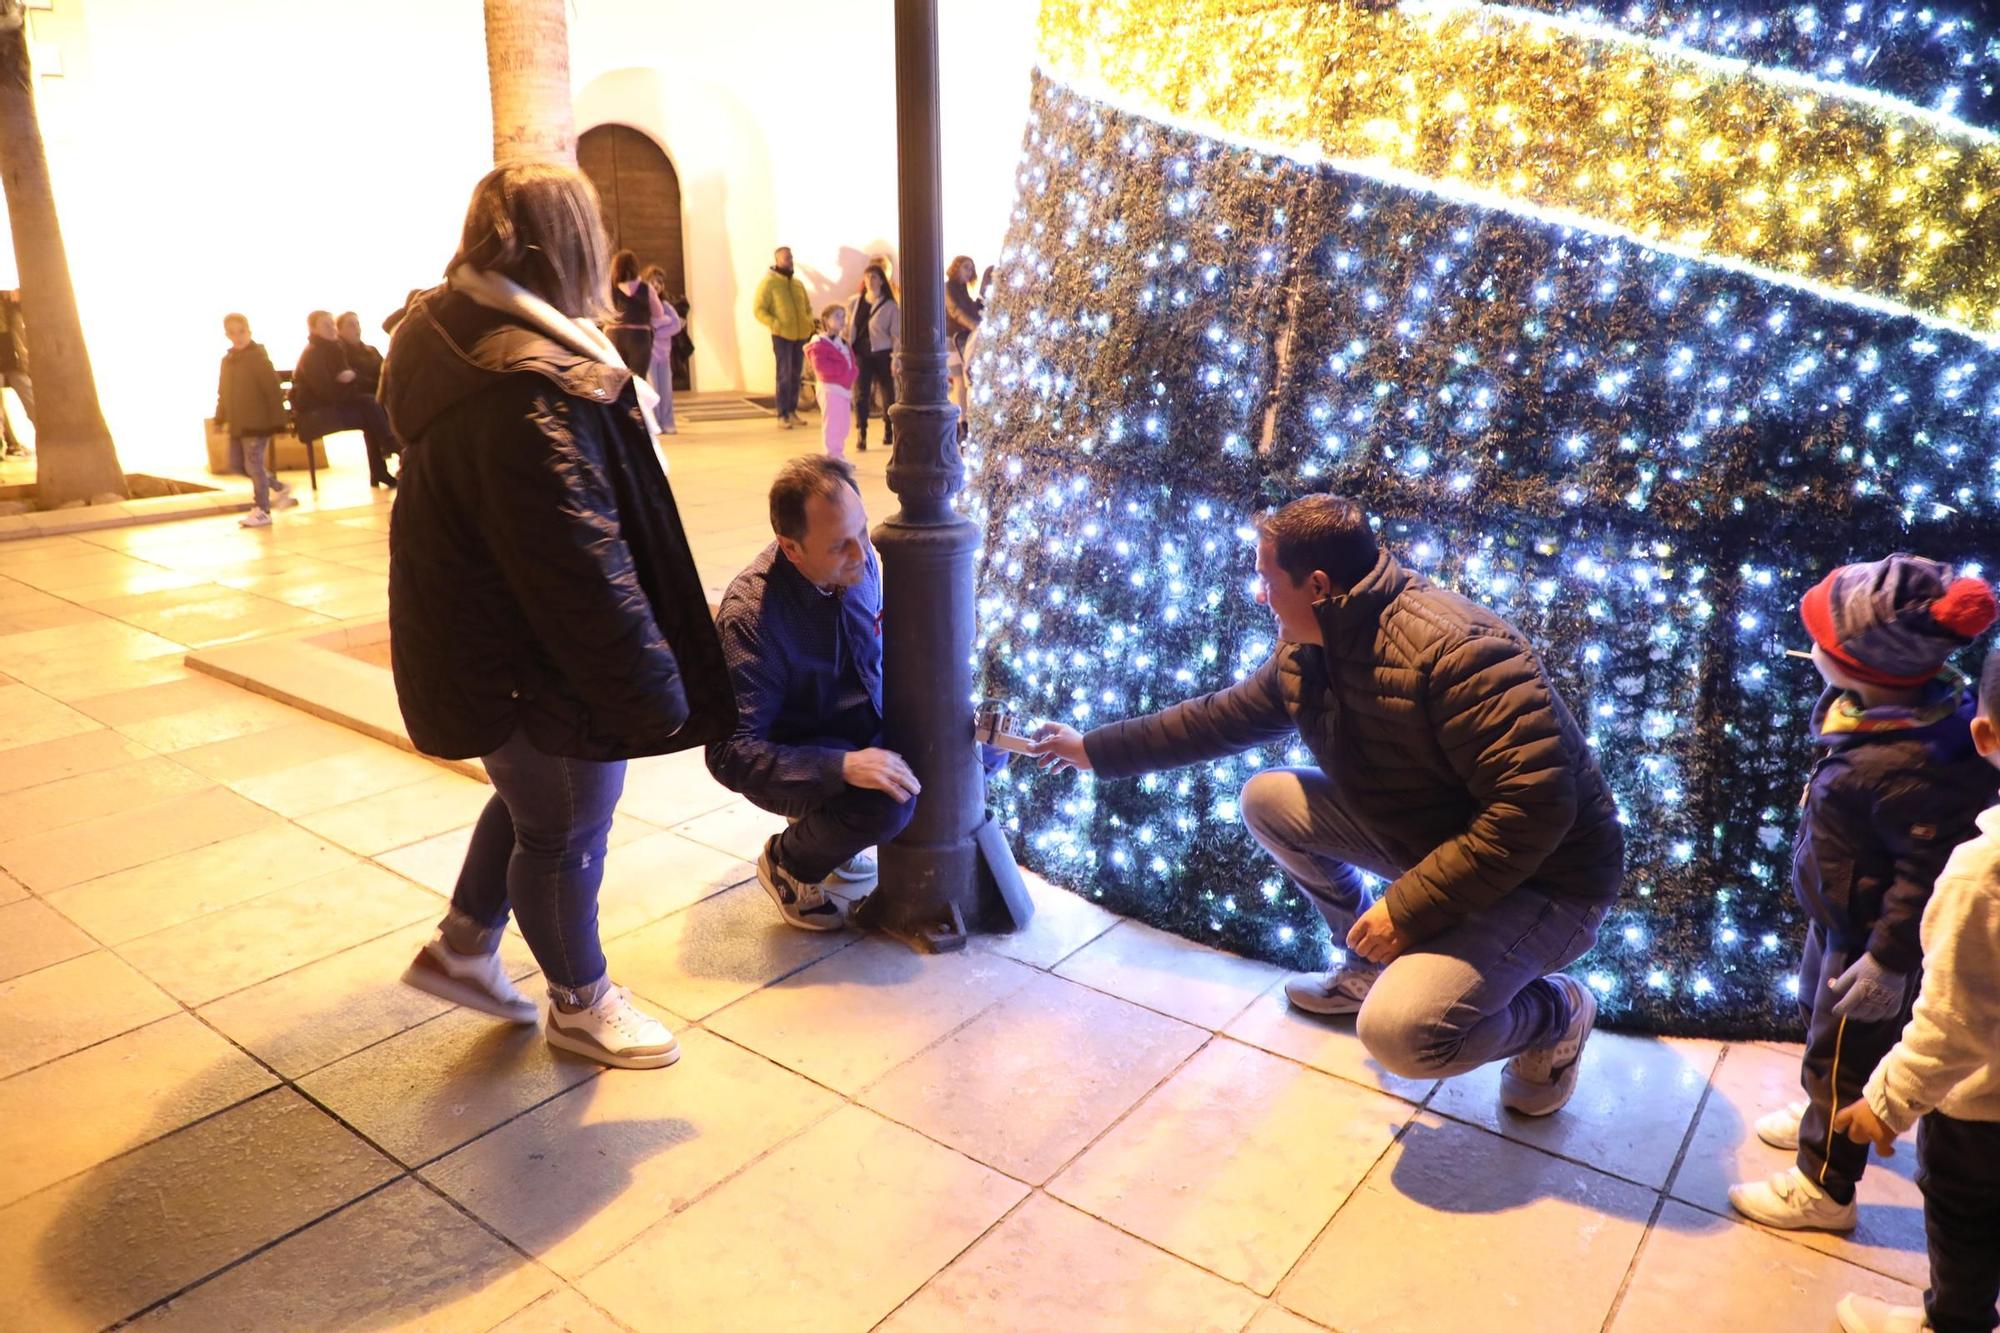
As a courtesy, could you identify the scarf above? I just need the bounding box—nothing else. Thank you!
[448,264,663,439]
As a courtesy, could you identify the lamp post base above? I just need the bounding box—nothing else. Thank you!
[855,815,1033,951]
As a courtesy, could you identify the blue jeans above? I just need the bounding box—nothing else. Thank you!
[772,336,806,419]
[240,435,273,512]
[741,779,917,885]
[449,729,624,998]
[1241,767,1608,1078]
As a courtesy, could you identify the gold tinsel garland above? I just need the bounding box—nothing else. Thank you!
[1037,0,2000,338]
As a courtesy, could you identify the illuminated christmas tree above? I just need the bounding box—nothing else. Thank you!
[967,0,2000,1035]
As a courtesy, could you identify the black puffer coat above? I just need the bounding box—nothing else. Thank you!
[1083,549,1625,940]
[381,286,732,762]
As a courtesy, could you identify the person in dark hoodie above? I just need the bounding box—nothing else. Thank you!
[335,311,384,396]
[293,309,398,488]
[1730,554,1999,1232]
[381,162,734,1072]
[213,313,297,527]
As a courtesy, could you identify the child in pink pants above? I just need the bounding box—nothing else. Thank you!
[804,305,858,459]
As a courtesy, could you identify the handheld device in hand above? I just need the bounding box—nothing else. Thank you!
[973,701,1038,756]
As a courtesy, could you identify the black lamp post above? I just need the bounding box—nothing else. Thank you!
[859,0,1033,950]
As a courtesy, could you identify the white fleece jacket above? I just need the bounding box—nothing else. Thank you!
[1864,803,2000,1133]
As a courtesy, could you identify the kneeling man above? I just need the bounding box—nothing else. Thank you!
[1034,495,1623,1114]
[707,456,918,929]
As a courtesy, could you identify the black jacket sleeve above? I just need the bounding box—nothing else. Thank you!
[1865,772,1974,972]
[293,343,338,412]
[1082,654,1294,778]
[1385,632,1579,939]
[472,382,690,744]
[703,608,851,802]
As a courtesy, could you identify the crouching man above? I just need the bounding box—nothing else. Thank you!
[706,456,918,930]
[1033,494,1624,1114]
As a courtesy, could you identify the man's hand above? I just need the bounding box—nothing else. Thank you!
[1029,722,1092,773]
[336,368,357,384]
[1831,1099,1899,1157]
[1346,899,1412,966]
[842,748,921,801]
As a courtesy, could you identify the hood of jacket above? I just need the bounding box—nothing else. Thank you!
[380,285,633,445]
[1812,678,1982,761]
[1310,547,1413,652]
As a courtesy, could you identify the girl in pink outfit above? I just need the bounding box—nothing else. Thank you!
[805,305,858,458]
[640,265,684,434]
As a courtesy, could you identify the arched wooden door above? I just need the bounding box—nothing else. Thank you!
[578,124,689,389]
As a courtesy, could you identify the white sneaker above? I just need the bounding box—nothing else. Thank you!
[830,848,878,884]
[270,491,299,511]
[1756,1099,1810,1151]
[1728,1166,1859,1231]
[398,935,537,1024]
[238,508,271,528]
[1283,962,1381,1016]
[1835,1293,1929,1333]
[1500,974,1597,1116]
[756,836,845,931]
[544,984,680,1070]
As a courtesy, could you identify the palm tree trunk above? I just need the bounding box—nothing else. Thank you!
[0,3,125,505]
[484,0,575,167]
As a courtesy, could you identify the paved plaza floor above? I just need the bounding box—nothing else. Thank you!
[0,419,1933,1331]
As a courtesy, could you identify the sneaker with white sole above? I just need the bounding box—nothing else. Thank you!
[1728,1166,1859,1231]
[544,984,680,1069]
[1500,974,1597,1116]
[830,848,878,884]
[238,508,271,528]
[398,935,537,1024]
[757,836,845,931]
[1835,1294,1929,1333]
[1283,962,1382,1016]
[1756,1099,1810,1151]
[270,491,299,511]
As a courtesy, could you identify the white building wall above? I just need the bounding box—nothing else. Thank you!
[6,0,1040,472]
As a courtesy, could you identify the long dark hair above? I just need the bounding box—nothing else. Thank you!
[609,248,642,287]
[862,263,892,303]
[448,164,612,319]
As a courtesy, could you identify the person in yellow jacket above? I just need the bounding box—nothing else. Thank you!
[754,247,816,429]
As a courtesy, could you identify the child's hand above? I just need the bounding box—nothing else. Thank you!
[1831,1099,1899,1156]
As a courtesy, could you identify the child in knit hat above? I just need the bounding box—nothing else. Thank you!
[1826,640,2000,1333]
[1730,553,1999,1233]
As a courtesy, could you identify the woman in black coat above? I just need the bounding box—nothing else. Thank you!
[382,163,732,1071]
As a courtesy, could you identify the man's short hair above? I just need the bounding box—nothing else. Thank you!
[1256,493,1378,588]
[1980,643,2000,720]
[307,309,332,330]
[222,312,249,334]
[769,455,860,542]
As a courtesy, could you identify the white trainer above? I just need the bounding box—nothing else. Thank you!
[1500,974,1597,1116]
[270,491,299,511]
[398,935,537,1024]
[238,508,271,528]
[544,984,680,1070]
[1756,1099,1810,1151]
[1282,962,1382,1016]
[1835,1294,1929,1333]
[1728,1166,1859,1232]
[830,848,878,884]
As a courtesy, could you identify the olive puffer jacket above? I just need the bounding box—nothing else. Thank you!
[1083,549,1625,939]
[382,286,733,762]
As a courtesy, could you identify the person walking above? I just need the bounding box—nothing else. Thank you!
[846,264,900,452]
[753,246,814,429]
[382,163,733,1071]
[945,255,983,440]
[640,264,684,435]
[213,313,298,528]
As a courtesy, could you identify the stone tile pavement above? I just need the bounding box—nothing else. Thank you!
[0,420,1936,1330]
